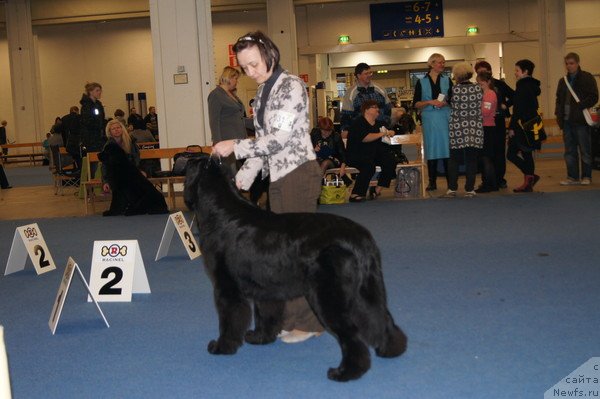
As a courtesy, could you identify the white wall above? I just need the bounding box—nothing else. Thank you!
[34,18,155,131]
[0,30,14,137]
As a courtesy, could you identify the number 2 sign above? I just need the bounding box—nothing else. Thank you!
[4,223,56,276]
[88,240,150,302]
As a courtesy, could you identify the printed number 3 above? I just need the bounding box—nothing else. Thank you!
[34,245,51,268]
[99,267,123,295]
[184,231,197,253]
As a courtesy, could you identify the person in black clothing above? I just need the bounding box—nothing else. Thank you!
[79,82,106,154]
[475,61,515,189]
[144,106,159,139]
[310,116,349,181]
[0,120,8,157]
[61,106,82,170]
[346,100,397,202]
[507,59,542,193]
[128,108,146,131]
[0,160,11,189]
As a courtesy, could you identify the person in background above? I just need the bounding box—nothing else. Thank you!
[208,66,249,174]
[61,106,82,170]
[474,61,514,189]
[555,52,599,186]
[444,62,483,198]
[79,82,106,158]
[413,53,452,192]
[101,119,141,191]
[345,100,397,202]
[114,109,127,128]
[144,106,159,139]
[340,62,392,138]
[310,116,351,185]
[475,71,500,193]
[42,133,51,166]
[0,159,11,189]
[128,107,145,131]
[50,117,62,139]
[212,30,324,344]
[0,120,8,158]
[507,59,542,193]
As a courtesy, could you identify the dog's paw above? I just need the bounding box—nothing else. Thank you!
[207,339,238,355]
[327,365,367,382]
[244,330,277,345]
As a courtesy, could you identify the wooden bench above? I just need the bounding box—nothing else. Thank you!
[82,146,211,215]
[1,142,45,165]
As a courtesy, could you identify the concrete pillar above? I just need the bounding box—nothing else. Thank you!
[267,0,298,74]
[148,0,215,147]
[538,0,566,118]
[5,0,43,142]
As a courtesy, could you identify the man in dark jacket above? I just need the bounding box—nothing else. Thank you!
[555,52,599,186]
[61,106,82,170]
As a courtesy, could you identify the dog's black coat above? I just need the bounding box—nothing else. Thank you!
[184,158,407,381]
[98,142,168,216]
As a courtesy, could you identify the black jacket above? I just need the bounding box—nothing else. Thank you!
[310,128,346,164]
[79,94,106,152]
[61,111,81,154]
[509,76,541,131]
[493,78,514,120]
[555,68,599,128]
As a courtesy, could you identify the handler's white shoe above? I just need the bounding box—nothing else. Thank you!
[277,330,291,338]
[280,330,320,344]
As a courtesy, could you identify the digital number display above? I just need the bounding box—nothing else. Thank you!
[370,1,444,41]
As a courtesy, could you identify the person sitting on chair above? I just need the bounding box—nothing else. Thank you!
[346,100,397,202]
[310,117,352,186]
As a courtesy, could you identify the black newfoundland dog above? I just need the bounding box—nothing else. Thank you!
[98,142,168,216]
[184,157,407,381]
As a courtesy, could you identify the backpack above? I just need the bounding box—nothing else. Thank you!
[171,145,208,176]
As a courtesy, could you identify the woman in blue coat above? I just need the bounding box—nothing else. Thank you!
[412,53,452,191]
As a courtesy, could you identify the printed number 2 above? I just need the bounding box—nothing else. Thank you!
[183,232,197,253]
[99,267,123,295]
[33,245,51,268]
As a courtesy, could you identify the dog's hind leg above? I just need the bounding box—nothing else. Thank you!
[308,246,371,382]
[375,309,407,358]
[244,300,284,345]
[207,276,252,355]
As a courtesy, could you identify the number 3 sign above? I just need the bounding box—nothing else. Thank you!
[88,240,150,302]
[4,223,56,276]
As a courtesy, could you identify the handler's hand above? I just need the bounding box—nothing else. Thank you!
[212,140,235,157]
[102,183,110,193]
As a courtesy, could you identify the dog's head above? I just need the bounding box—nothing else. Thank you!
[184,155,235,211]
[98,142,128,166]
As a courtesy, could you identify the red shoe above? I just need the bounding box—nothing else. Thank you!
[513,175,534,193]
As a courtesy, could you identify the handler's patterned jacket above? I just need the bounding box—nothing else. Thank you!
[233,70,316,190]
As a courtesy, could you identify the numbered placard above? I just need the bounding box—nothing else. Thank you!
[155,212,201,261]
[4,223,56,276]
[49,257,110,334]
[88,240,150,302]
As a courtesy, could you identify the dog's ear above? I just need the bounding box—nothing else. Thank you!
[184,157,206,210]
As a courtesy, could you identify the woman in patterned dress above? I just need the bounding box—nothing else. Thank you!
[444,62,484,198]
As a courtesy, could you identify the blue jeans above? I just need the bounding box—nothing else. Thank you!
[563,122,592,180]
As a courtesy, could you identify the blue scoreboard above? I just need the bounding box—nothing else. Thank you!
[370,1,444,41]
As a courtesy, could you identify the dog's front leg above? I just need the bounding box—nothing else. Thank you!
[245,300,284,345]
[208,286,252,355]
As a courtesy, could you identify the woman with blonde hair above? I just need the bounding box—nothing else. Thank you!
[412,53,453,191]
[101,119,141,194]
[79,82,106,154]
[208,66,250,173]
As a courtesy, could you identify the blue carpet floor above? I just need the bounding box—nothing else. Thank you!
[0,190,599,398]
[3,165,53,187]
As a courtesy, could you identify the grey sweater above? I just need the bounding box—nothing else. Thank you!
[207,86,247,143]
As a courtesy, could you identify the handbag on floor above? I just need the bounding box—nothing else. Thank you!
[319,174,347,204]
[395,167,421,198]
